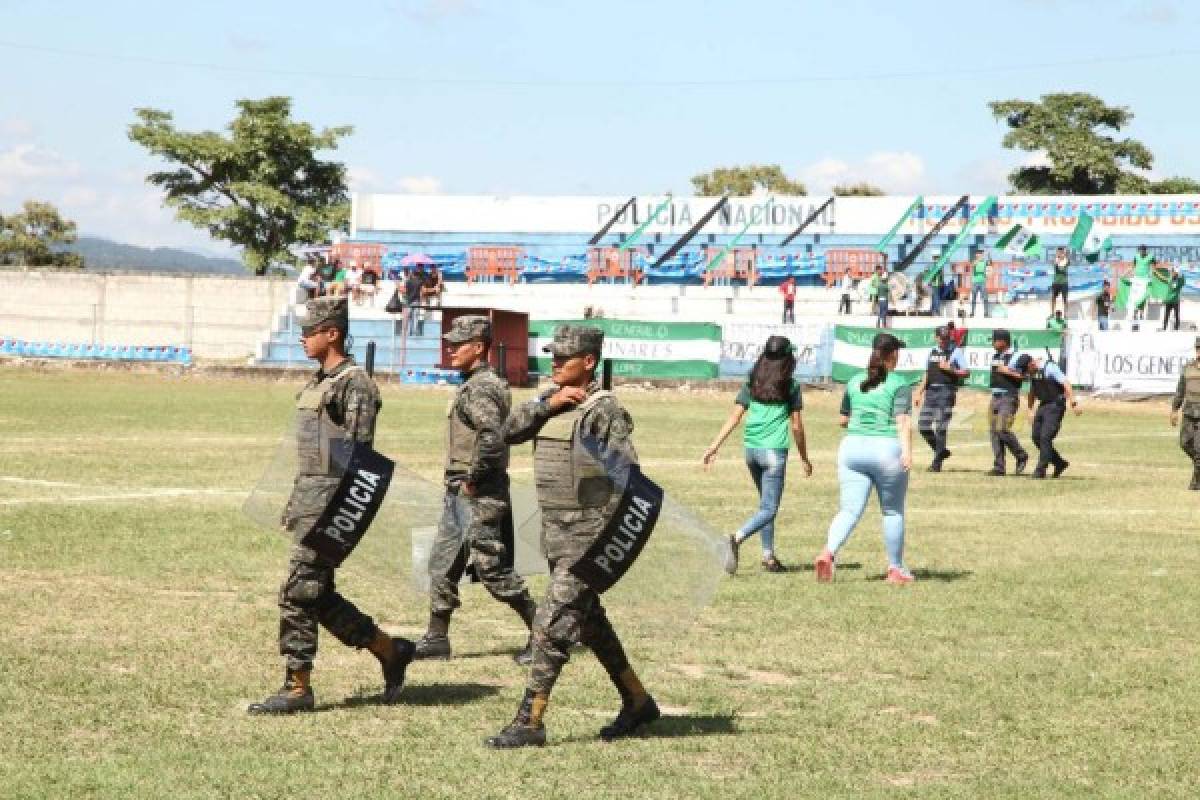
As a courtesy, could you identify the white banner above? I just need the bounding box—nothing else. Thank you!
[719,323,832,379]
[1066,330,1197,393]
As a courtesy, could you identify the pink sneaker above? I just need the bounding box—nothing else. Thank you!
[885,566,915,585]
[814,550,834,583]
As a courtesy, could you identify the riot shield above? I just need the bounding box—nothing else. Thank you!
[514,423,727,641]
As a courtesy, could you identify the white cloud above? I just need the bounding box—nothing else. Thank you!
[0,144,81,195]
[1125,1,1180,25]
[0,117,35,138]
[347,165,386,192]
[396,175,442,194]
[799,151,927,195]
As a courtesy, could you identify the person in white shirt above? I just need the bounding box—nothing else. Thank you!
[838,272,854,315]
[346,264,364,305]
[296,259,321,301]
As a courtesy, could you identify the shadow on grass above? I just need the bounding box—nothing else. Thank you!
[318,681,501,711]
[791,561,862,573]
[867,568,973,582]
[556,713,737,745]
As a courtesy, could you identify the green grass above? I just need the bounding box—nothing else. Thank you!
[1,369,1197,799]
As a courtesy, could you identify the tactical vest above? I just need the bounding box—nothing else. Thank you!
[534,390,616,510]
[1183,362,1200,414]
[444,369,511,476]
[990,351,1022,393]
[295,366,366,477]
[925,346,959,388]
[1030,366,1066,405]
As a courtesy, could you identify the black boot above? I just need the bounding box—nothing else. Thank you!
[1190,465,1200,490]
[379,636,416,704]
[485,689,547,748]
[414,611,452,660]
[247,668,314,715]
[599,696,661,742]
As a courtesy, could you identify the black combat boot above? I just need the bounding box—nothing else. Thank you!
[247,668,314,715]
[1052,460,1070,479]
[366,630,415,704]
[485,689,547,748]
[414,611,452,660]
[599,668,660,741]
[1014,454,1029,475]
[1190,466,1200,490]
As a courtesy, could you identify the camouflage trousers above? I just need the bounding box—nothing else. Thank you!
[1182,415,1200,463]
[429,489,531,616]
[278,541,378,672]
[528,557,631,697]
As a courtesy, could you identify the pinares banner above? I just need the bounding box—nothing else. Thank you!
[1066,330,1197,393]
[529,319,721,379]
[831,325,1064,389]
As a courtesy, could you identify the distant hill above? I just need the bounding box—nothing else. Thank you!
[68,236,246,274]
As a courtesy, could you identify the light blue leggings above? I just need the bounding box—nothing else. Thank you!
[825,435,909,570]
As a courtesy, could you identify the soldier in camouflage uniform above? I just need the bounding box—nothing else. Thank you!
[486,325,660,749]
[415,315,538,664]
[1170,335,1200,490]
[248,296,415,714]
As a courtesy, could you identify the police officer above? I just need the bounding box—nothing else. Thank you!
[415,315,538,663]
[249,296,414,714]
[913,325,969,472]
[1170,336,1200,489]
[986,329,1030,477]
[1023,353,1081,479]
[486,325,659,748]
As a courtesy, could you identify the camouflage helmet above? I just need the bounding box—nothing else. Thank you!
[542,325,604,358]
[302,296,349,335]
[443,315,492,344]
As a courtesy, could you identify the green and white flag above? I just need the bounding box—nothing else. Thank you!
[831,325,1064,389]
[994,223,1043,259]
[529,319,721,379]
[1068,213,1113,263]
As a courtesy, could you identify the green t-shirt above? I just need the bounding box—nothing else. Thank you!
[1046,316,1067,332]
[972,258,988,285]
[735,379,803,450]
[1166,274,1185,303]
[334,269,348,282]
[1133,253,1155,279]
[841,371,912,438]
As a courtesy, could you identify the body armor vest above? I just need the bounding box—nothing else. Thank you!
[1183,362,1200,414]
[925,346,959,388]
[1030,366,1066,405]
[295,366,364,477]
[534,390,615,510]
[990,351,1022,393]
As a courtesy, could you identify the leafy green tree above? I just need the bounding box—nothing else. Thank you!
[0,200,82,267]
[691,165,806,196]
[129,96,352,275]
[1145,176,1200,194]
[833,182,885,197]
[989,93,1158,194]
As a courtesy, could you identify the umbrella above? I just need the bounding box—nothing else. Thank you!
[400,252,434,266]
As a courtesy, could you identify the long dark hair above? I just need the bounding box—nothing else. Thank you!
[748,335,796,403]
[860,333,903,392]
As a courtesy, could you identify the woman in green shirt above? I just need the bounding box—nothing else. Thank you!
[703,336,813,574]
[814,333,915,585]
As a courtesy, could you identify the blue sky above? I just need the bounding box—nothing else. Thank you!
[1,0,1197,253]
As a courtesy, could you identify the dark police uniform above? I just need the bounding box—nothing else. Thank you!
[1171,340,1200,489]
[1028,360,1071,478]
[918,338,966,471]
[988,336,1029,475]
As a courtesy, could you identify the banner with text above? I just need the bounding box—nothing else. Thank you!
[529,319,721,379]
[720,322,833,379]
[832,325,1064,388]
[1065,330,1196,393]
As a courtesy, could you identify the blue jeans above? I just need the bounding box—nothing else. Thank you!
[970,284,989,317]
[737,448,788,556]
[825,435,909,570]
[1098,314,1109,331]
[876,297,889,328]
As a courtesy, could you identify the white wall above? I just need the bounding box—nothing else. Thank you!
[0,270,295,360]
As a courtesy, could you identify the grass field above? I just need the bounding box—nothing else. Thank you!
[1,367,1198,799]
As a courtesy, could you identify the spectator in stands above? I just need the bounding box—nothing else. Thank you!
[329,262,348,296]
[869,266,882,316]
[1096,280,1112,331]
[1160,263,1185,331]
[297,257,321,301]
[1050,248,1070,316]
[874,267,891,329]
[702,335,812,574]
[945,320,966,348]
[970,251,990,318]
[346,263,364,305]
[1131,245,1156,323]
[360,268,380,305]
[779,276,796,324]
[838,271,853,315]
[404,267,425,335]
[928,256,946,316]
[1046,310,1067,333]
[319,258,337,294]
[422,265,444,308]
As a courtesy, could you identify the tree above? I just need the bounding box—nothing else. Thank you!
[691,165,806,196]
[833,182,885,197]
[1145,176,1200,194]
[129,96,352,275]
[989,92,1161,194]
[0,200,82,268]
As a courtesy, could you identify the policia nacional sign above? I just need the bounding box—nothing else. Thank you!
[300,443,395,567]
[569,465,664,594]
